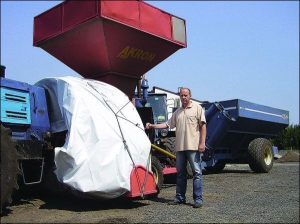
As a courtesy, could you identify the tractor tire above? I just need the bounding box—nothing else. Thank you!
[204,160,226,173]
[248,138,274,173]
[1,125,21,213]
[165,137,176,153]
[151,156,164,191]
[165,137,176,167]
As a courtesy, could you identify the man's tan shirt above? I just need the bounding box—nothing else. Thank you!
[167,101,206,151]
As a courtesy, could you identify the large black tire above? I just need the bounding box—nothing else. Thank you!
[248,138,274,173]
[204,160,226,173]
[151,156,164,191]
[1,125,21,213]
[165,137,176,167]
[165,137,175,153]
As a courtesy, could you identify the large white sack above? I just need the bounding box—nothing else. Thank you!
[35,76,151,199]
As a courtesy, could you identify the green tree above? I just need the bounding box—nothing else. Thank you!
[271,124,299,150]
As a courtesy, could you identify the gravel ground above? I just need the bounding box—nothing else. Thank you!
[1,161,299,223]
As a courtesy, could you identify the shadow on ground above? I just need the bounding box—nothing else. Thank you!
[3,184,150,214]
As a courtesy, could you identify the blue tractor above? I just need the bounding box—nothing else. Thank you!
[1,65,68,212]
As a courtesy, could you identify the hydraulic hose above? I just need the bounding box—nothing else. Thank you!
[151,144,176,159]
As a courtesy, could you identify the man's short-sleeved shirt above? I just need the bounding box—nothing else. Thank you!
[167,101,206,151]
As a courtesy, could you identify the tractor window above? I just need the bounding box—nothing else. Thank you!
[146,95,168,123]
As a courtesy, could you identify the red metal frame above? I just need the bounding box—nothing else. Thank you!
[162,166,177,175]
[124,165,157,198]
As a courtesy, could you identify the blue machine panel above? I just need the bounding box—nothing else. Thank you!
[1,78,51,140]
[1,87,31,124]
[29,85,51,139]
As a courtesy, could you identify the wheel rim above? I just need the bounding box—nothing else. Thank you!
[264,146,272,165]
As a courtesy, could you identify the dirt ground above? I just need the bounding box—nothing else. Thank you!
[1,159,299,223]
[275,150,299,162]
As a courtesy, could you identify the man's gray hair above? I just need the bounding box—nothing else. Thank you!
[179,87,191,96]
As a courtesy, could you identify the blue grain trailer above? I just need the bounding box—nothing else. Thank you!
[202,99,289,173]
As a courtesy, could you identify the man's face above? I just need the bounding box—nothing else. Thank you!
[180,88,191,106]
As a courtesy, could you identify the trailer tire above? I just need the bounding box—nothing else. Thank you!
[151,156,164,191]
[204,160,226,173]
[248,138,274,173]
[1,125,21,213]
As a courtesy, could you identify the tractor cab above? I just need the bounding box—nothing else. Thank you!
[145,93,168,124]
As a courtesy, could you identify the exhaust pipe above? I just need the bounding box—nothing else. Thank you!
[1,65,6,78]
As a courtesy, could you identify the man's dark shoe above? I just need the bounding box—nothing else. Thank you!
[168,200,186,205]
[192,202,202,208]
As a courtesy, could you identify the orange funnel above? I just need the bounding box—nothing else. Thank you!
[33,1,187,96]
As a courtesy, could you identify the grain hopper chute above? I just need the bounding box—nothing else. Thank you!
[33,0,187,96]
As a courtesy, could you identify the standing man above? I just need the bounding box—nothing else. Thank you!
[145,88,206,208]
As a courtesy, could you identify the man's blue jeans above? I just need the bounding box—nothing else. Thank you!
[175,150,203,204]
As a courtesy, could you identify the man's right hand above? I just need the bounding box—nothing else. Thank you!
[145,123,152,129]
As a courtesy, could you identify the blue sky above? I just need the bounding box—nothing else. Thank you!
[1,1,299,125]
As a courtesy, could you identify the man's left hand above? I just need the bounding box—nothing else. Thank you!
[198,143,205,153]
